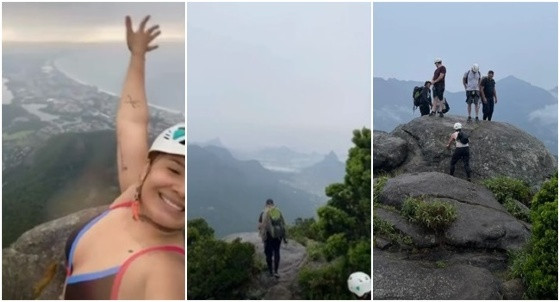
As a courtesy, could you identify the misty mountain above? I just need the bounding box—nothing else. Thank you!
[373,76,558,154]
[187,144,322,238]
[231,146,325,172]
[285,151,345,197]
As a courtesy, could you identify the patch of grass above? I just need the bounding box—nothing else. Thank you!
[483,176,532,206]
[373,176,388,205]
[373,214,413,246]
[401,197,457,231]
[435,260,447,269]
[503,197,530,223]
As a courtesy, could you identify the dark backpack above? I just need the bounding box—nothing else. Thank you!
[412,86,423,106]
[266,207,285,239]
[457,131,469,144]
[442,98,450,113]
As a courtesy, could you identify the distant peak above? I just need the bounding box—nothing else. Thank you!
[324,151,339,162]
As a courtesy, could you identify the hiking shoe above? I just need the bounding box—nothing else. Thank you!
[439,112,444,118]
[429,112,435,116]
[467,116,472,123]
[274,273,280,278]
[467,178,472,182]
[475,116,479,122]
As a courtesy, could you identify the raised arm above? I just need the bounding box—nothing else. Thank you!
[117,15,161,192]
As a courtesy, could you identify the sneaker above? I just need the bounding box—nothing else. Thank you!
[467,178,472,182]
[274,273,280,278]
[429,112,435,117]
[467,116,472,123]
[439,112,444,118]
[475,116,479,122]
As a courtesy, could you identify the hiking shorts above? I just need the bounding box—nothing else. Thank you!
[433,86,445,100]
[465,90,480,105]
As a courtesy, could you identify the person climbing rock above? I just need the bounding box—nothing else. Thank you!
[258,199,287,278]
[446,122,472,181]
[347,271,371,299]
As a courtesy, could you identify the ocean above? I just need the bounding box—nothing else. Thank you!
[52,42,185,113]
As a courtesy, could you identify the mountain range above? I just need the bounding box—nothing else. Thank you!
[373,76,558,154]
[187,144,345,237]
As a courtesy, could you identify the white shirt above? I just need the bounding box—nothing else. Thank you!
[464,70,481,91]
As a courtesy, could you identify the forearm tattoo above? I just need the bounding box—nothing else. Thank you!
[125,95,141,109]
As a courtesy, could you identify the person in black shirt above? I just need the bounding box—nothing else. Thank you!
[419,81,432,116]
[480,70,498,121]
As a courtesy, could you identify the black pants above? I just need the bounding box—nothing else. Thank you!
[450,147,471,179]
[419,104,430,116]
[264,237,281,274]
[482,98,494,121]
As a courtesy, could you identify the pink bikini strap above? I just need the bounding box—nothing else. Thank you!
[110,245,185,299]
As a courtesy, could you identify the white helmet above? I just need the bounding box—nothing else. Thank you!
[149,123,185,156]
[347,271,371,297]
[472,63,479,72]
[454,122,462,130]
[434,57,442,64]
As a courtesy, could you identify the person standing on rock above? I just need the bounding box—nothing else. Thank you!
[258,199,287,278]
[463,63,481,123]
[418,81,433,116]
[446,122,472,181]
[480,70,498,121]
[62,16,185,300]
[430,58,447,117]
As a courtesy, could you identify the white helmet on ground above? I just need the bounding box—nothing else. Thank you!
[347,271,371,297]
[472,63,479,72]
[434,57,442,64]
[149,123,185,156]
[454,122,462,130]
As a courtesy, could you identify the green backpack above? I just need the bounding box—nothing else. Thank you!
[266,207,285,239]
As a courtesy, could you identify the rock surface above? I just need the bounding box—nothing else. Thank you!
[374,115,557,188]
[223,232,307,300]
[2,206,107,300]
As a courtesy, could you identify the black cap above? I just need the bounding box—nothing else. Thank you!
[266,199,274,205]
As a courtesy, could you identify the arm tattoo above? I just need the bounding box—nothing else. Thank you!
[125,95,141,109]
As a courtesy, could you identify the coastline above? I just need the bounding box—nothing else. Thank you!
[52,59,184,116]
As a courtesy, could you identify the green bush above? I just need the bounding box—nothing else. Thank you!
[483,176,532,206]
[306,241,324,261]
[347,241,371,273]
[323,233,348,261]
[401,197,457,231]
[503,197,530,223]
[287,217,318,245]
[512,175,557,299]
[373,214,412,246]
[187,220,256,299]
[373,176,388,204]
[299,258,351,299]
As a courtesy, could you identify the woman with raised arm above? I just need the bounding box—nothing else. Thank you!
[63,15,185,300]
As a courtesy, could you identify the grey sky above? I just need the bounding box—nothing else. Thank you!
[3,3,184,42]
[187,3,371,158]
[373,2,558,92]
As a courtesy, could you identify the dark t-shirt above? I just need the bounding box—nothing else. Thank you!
[480,77,496,99]
[432,65,447,89]
[421,86,431,105]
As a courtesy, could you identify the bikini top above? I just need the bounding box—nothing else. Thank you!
[64,201,184,300]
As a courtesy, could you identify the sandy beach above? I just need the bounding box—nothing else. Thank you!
[52,59,183,115]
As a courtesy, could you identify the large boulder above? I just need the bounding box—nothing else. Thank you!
[376,172,530,250]
[372,130,408,172]
[2,206,107,300]
[374,115,557,187]
[372,249,502,299]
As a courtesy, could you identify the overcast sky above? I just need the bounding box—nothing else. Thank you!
[2,3,184,42]
[187,2,371,158]
[374,2,558,92]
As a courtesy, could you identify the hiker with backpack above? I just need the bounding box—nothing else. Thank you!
[430,58,447,117]
[446,122,472,181]
[480,70,498,121]
[258,199,287,278]
[413,81,432,116]
[463,63,481,123]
